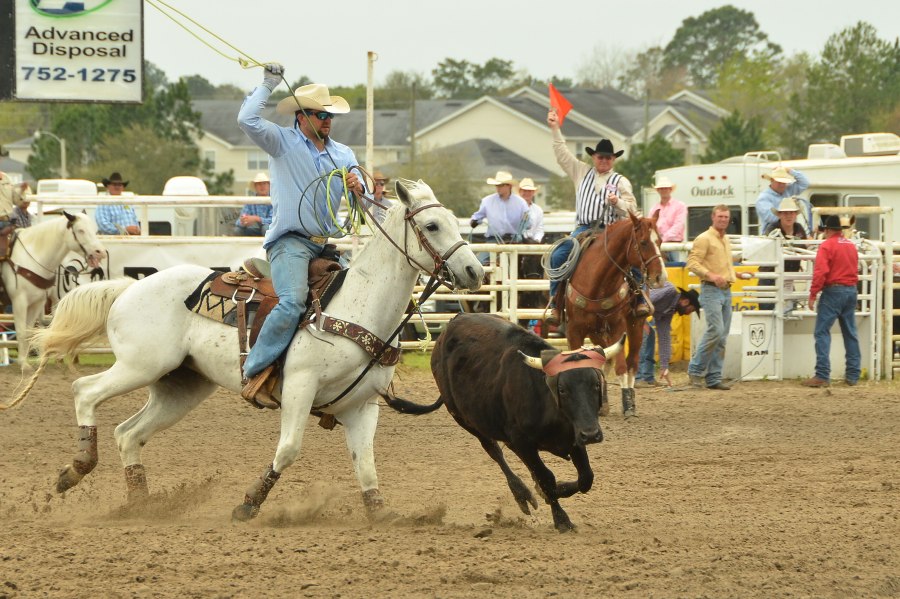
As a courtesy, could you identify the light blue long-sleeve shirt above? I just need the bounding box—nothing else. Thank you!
[237,85,359,249]
[471,193,528,237]
[755,169,810,234]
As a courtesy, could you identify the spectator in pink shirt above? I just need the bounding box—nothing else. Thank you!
[648,176,687,262]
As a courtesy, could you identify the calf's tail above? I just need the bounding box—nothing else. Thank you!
[380,386,444,415]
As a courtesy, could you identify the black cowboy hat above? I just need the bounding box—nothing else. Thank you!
[818,214,849,231]
[585,139,624,158]
[101,172,129,187]
[678,287,701,314]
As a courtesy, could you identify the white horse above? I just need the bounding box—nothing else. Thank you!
[13,179,483,521]
[1,212,106,369]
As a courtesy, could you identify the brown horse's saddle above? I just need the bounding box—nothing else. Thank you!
[0,225,15,262]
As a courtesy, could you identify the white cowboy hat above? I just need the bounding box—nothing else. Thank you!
[251,172,270,183]
[770,196,800,217]
[654,176,675,189]
[486,170,516,186]
[518,177,538,191]
[762,166,796,184]
[275,83,351,116]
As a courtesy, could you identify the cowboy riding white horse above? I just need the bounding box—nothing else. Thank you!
[9,179,483,521]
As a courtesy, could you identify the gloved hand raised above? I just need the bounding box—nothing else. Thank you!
[262,63,284,91]
[470,219,479,229]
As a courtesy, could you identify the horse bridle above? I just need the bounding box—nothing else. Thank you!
[604,219,665,281]
[319,195,471,409]
[8,218,95,277]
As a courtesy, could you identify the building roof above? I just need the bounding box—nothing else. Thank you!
[379,138,554,183]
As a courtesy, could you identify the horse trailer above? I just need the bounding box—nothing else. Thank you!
[650,133,900,243]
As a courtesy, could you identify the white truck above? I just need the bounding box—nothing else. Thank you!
[650,133,900,242]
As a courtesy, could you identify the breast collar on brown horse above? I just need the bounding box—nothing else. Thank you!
[315,196,470,412]
[566,219,661,315]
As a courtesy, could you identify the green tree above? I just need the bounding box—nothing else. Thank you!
[27,61,202,181]
[544,173,575,211]
[713,52,810,148]
[269,75,313,101]
[183,75,217,98]
[615,136,684,203]
[84,124,200,194]
[663,5,781,88]
[617,46,690,100]
[701,111,765,163]
[376,70,434,109]
[785,22,900,155]
[202,160,235,195]
[431,57,520,99]
[394,145,482,217]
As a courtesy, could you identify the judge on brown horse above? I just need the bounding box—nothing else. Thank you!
[559,212,666,418]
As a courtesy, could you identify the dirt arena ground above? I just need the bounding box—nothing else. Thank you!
[1,360,898,599]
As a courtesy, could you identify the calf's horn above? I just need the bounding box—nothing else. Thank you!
[600,334,627,359]
[518,350,543,370]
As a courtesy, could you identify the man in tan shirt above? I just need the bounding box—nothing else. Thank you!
[0,171,30,229]
[687,204,738,390]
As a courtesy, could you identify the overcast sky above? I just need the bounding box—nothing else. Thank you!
[144,0,900,90]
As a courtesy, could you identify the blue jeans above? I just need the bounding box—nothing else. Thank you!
[636,323,656,382]
[242,234,321,378]
[814,286,861,382]
[688,284,732,385]
[549,224,592,302]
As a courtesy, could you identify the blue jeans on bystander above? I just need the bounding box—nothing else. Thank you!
[688,284,732,386]
[813,285,861,383]
[636,322,656,382]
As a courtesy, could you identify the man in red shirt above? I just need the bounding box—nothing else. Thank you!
[802,215,861,387]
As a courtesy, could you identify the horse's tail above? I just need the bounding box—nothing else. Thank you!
[1,278,136,411]
[379,387,445,415]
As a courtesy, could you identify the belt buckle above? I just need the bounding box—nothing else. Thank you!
[309,234,327,244]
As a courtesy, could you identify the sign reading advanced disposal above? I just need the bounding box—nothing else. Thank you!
[14,0,143,102]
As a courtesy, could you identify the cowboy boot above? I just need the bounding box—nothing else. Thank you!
[545,305,561,326]
[633,288,654,318]
[241,365,281,409]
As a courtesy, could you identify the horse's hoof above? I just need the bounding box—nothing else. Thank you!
[56,465,83,493]
[231,503,259,522]
[362,489,385,513]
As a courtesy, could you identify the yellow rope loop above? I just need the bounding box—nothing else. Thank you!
[145,0,269,70]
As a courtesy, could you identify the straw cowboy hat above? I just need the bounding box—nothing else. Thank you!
[373,170,390,184]
[275,83,351,116]
[251,172,270,183]
[770,196,800,217]
[101,172,128,187]
[762,166,796,184]
[585,139,624,158]
[518,178,538,191]
[486,170,516,186]
[654,176,675,189]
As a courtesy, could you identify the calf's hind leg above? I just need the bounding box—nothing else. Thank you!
[478,437,538,515]
[114,367,217,501]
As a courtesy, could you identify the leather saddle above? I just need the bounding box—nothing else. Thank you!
[206,255,344,351]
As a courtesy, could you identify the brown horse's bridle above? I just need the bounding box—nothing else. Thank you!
[604,218,665,281]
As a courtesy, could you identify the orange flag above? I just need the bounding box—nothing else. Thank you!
[548,83,573,125]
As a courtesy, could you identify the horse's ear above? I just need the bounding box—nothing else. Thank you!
[394,180,412,207]
[629,211,641,227]
[63,211,76,222]
[82,209,87,215]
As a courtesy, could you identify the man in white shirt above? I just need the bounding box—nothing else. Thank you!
[518,178,544,243]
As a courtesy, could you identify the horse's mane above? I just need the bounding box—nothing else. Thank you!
[15,213,74,253]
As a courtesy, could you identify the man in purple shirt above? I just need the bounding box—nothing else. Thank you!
[635,282,700,387]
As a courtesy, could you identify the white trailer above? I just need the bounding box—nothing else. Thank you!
[650,133,900,243]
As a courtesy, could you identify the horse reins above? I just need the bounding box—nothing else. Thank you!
[314,198,470,411]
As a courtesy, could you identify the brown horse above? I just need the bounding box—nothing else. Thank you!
[560,212,667,418]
